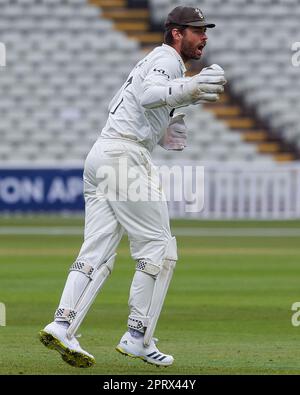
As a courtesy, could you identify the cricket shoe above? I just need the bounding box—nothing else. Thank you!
[116,331,174,367]
[39,321,95,368]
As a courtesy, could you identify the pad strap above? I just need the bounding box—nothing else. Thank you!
[136,259,160,277]
[55,308,77,323]
[70,261,94,278]
[128,315,149,333]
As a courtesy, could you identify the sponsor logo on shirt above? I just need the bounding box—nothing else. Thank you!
[153,68,170,79]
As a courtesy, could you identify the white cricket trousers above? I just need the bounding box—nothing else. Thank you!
[57,137,174,330]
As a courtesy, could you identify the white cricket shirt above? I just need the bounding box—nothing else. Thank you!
[100,44,186,152]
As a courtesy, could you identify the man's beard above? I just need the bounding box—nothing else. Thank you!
[181,40,202,61]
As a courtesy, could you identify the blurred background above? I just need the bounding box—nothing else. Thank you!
[0,0,299,218]
[1,0,300,376]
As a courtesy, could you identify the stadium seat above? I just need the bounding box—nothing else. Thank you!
[0,0,285,165]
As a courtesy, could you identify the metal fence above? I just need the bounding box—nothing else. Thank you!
[1,162,300,219]
[166,161,300,219]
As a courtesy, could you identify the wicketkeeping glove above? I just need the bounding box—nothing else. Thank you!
[159,113,187,151]
[191,64,227,105]
[166,64,226,108]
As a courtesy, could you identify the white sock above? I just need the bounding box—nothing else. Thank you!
[55,320,70,329]
[129,328,144,339]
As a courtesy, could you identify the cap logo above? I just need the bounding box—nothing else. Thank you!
[194,8,204,20]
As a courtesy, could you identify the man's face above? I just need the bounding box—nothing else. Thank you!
[179,26,208,61]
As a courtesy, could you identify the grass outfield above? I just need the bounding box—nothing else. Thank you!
[1,217,300,375]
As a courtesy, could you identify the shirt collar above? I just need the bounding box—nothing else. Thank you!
[162,44,187,75]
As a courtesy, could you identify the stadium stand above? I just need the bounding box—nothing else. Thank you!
[0,0,295,164]
[0,0,140,164]
[149,0,300,161]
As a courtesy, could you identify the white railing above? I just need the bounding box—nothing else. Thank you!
[1,161,300,219]
[162,161,300,219]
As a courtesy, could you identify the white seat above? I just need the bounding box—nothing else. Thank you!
[4,0,297,165]
[65,0,88,5]
[17,0,36,4]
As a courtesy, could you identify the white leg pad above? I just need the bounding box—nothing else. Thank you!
[143,237,177,346]
[55,254,116,340]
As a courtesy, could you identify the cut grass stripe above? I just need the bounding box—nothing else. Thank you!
[1,226,300,237]
[1,247,299,256]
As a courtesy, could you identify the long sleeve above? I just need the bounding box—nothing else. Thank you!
[140,57,179,109]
